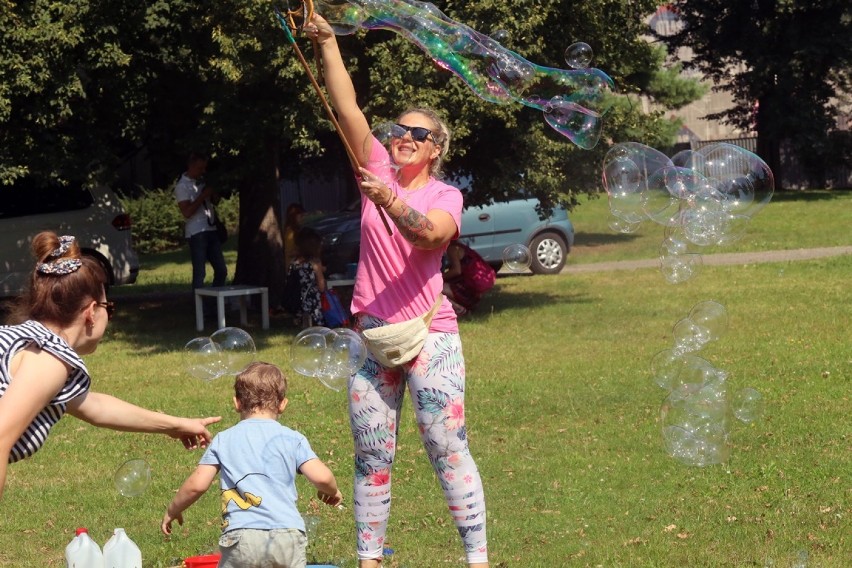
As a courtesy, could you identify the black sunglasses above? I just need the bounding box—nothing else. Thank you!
[96,301,115,320]
[393,123,434,143]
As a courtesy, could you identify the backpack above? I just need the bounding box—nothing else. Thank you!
[321,289,350,328]
[459,244,496,294]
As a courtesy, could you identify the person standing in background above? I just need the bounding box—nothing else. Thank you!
[283,203,306,271]
[174,152,228,315]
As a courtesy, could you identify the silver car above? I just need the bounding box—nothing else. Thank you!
[0,179,140,296]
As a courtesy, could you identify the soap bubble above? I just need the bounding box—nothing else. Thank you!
[489,29,509,43]
[303,514,321,541]
[660,252,702,284]
[371,121,403,147]
[600,141,774,283]
[608,218,642,234]
[688,301,728,343]
[565,42,593,69]
[672,318,711,355]
[502,244,532,272]
[211,327,257,376]
[184,328,257,381]
[184,337,223,381]
[603,156,640,195]
[732,388,764,423]
[291,327,333,378]
[650,350,724,392]
[310,0,614,149]
[660,383,731,467]
[290,327,367,390]
[114,459,151,497]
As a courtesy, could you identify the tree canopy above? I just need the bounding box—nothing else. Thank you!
[1,0,704,297]
[657,0,852,185]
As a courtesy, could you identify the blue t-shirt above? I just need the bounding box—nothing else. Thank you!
[200,418,318,533]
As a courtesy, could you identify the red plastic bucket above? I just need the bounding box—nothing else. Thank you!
[183,553,221,568]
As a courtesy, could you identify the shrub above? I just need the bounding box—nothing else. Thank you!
[120,188,239,254]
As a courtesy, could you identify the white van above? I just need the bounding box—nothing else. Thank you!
[0,179,140,297]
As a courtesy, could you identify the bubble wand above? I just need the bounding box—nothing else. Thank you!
[274,4,393,236]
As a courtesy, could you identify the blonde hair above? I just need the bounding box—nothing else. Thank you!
[234,362,288,414]
[7,231,107,326]
[398,107,451,179]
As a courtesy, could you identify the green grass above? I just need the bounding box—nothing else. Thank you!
[569,189,852,264]
[1,191,850,567]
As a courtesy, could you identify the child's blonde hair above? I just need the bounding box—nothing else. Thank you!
[234,362,288,414]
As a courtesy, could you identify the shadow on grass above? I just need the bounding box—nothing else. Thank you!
[768,189,851,202]
[104,293,294,355]
[573,231,641,247]
[462,277,593,321]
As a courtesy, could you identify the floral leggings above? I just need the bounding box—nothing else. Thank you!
[349,314,488,564]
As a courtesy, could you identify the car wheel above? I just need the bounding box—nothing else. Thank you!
[529,232,567,274]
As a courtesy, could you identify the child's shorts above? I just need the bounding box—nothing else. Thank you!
[219,528,307,568]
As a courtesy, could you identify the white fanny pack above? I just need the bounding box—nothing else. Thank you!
[361,296,444,367]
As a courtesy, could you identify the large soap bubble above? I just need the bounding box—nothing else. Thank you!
[290,326,367,390]
[184,337,223,381]
[601,141,774,284]
[211,327,257,376]
[503,244,532,272]
[304,0,615,149]
[184,328,257,381]
[688,301,728,343]
[564,42,593,69]
[732,388,764,423]
[114,459,151,497]
[291,327,334,378]
[652,301,763,466]
[660,383,731,467]
[651,350,724,392]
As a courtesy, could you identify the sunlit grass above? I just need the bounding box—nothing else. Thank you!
[1,192,849,567]
[569,189,852,264]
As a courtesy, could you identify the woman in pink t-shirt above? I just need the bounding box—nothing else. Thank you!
[307,15,489,568]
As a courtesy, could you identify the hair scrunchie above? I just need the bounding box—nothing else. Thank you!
[37,258,83,275]
[50,235,76,257]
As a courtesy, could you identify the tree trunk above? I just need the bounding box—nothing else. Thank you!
[233,136,286,307]
[755,95,783,189]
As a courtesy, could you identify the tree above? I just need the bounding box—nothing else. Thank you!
[1,0,704,299]
[0,0,153,183]
[351,0,699,211]
[657,0,852,186]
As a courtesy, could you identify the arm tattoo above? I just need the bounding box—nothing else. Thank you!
[392,202,434,243]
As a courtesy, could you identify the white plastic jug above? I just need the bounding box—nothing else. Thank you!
[65,527,104,568]
[102,528,142,568]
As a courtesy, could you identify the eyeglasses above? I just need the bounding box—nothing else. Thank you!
[393,123,434,143]
[96,301,115,320]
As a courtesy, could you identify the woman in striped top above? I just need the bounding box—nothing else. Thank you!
[0,231,221,499]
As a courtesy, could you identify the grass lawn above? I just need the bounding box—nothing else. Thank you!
[568,189,852,264]
[0,190,849,567]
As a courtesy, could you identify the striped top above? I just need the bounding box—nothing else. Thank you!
[0,320,91,463]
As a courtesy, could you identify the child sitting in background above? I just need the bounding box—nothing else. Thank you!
[284,227,326,328]
[442,240,496,316]
[161,362,343,568]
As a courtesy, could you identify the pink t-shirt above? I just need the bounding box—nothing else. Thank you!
[351,137,462,333]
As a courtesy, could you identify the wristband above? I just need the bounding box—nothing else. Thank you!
[382,193,397,209]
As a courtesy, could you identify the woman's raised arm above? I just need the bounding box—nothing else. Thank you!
[306,15,372,166]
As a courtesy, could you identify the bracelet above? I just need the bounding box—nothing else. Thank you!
[382,193,397,209]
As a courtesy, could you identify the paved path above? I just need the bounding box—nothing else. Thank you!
[561,246,852,274]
